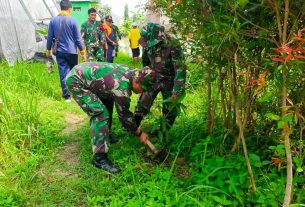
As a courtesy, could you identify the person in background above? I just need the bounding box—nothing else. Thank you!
[81,8,105,62]
[66,62,155,173]
[103,15,117,63]
[46,0,86,102]
[128,22,141,68]
[100,19,106,32]
[112,22,122,57]
[134,23,186,133]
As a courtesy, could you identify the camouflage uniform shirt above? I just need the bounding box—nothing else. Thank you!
[81,20,105,49]
[67,62,138,133]
[142,37,186,96]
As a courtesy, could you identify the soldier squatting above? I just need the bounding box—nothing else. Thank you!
[60,4,186,173]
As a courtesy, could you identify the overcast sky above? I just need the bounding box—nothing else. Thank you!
[100,0,147,17]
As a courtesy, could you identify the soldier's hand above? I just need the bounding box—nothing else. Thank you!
[46,50,51,58]
[138,132,149,144]
[81,54,87,62]
[171,94,178,100]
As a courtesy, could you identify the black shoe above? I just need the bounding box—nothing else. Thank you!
[134,115,143,127]
[109,134,118,144]
[92,153,121,173]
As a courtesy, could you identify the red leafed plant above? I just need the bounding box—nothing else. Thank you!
[244,71,267,96]
[272,28,305,64]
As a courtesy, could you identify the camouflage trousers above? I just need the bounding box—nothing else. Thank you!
[134,81,177,129]
[66,70,114,154]
[87,46,104,62]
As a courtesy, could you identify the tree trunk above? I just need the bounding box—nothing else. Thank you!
[228,66,256,192]
[219,68,228,129]
[207,66,212,134]
[282,65,293,207]
[281,0,293,206]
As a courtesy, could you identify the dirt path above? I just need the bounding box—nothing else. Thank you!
[39,113,87,206]
[59,112,86,136]
[56,112,86,172]
[40,112,86,181]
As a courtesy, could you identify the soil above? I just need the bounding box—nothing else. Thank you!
[42,112,87,206]
[143,149,191,178]
[59,112,86,136]
[45,113,86,178]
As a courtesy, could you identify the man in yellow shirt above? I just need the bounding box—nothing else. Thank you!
[128,22,141,68]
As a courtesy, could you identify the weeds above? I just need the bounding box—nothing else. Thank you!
[0,55,304,206]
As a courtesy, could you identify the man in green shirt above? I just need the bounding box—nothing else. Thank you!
[66,62,156,173]
[81,8,105,61]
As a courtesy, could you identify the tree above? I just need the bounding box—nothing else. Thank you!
[97,4,111,20]
[153,0,305,205]
[124,4,129,21]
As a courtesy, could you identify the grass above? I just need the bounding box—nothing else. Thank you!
[0,54,303,206]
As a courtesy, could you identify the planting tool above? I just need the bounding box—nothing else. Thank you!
[146,140,160,154]
[145,139,170,163]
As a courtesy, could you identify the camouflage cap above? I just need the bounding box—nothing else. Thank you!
[139,23,166,48]
[133,66,155,92]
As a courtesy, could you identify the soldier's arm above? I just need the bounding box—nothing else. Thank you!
[97,22,104,43]
[142,48,150,67]
[171,45,186,96]
[114,95,139,134]
[117,28,122,40]
[100,29,106,45]
[80,23,86,39]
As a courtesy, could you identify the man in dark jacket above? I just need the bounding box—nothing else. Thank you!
[46,0,86,101]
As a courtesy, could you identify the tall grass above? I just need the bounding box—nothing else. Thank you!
[0,61,71,203]
[0,54,299,206]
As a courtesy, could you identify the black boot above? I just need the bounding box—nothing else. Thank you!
[134,115,143,127]
[92,153,121,173]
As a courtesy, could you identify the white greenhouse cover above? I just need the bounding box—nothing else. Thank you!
[0,0,58,66]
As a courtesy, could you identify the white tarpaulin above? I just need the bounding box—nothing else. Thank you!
[0,0,58,66]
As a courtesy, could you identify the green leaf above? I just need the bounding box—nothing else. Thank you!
[261,160,271,166]
[211,195,233,205]
[249,153,262,167]
[282,114,293,122]
[237,0,249,9]
[296,167,303,173]
[249,153,260,162]
[266,113,280,121]
[277,120,285,128]
[293,157,303,173]
[277,64,284,71]
[35,29,48,35]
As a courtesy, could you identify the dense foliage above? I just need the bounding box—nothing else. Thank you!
[152,0,305,205]
[1,0,305,204]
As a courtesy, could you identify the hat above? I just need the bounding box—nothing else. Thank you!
[132,22,138,27]
[139,23,166,48]
[60,0,72,10]
[105,15,113,22]
[133,66,155,92]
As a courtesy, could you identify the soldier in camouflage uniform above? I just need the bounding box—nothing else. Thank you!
[66,62,155,173]
[112,23,121,57]
[81,8,105,62]
[134,23,186,131]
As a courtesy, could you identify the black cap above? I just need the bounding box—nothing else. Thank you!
[60,0,72,10]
